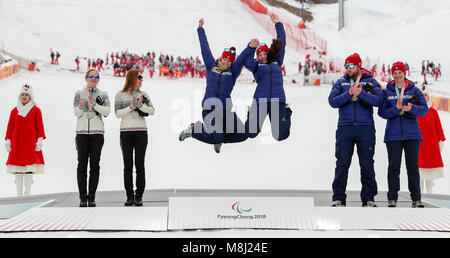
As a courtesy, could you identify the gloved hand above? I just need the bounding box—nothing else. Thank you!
[35,138,43,152]
[439,141,444,152]
[5,139,11,152]
[96,95,104,106]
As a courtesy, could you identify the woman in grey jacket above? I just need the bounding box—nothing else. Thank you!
[115,69,155,206]
[74,69,111,207]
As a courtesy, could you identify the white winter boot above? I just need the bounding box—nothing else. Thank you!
[15,174,24,197]
[24,174,33,196]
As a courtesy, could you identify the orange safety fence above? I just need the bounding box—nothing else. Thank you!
[0,63,20,79]
[241,0,268,14]
[241,0,327,55]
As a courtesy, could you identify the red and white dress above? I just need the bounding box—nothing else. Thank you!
[5,102,46,174]
[418,107,446,180]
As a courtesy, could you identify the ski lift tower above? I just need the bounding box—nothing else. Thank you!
[338,0,346,31]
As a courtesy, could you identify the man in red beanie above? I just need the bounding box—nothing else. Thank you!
[328,53,384,208]
[391,61,406,75]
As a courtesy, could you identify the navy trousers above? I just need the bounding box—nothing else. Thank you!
[192,108,248,145]
[245,101,292,141]
[332,126,378,203]
[386,140,421,202]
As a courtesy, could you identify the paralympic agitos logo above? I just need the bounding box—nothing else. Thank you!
[232,201,252,214]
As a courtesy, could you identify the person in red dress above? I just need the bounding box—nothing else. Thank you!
[5,84,46,196]
[418,92,446,193]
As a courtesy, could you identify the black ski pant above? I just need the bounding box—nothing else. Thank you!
[76,134,104,201]
[120,131,148,198]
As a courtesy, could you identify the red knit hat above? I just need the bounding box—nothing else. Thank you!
[256,43,269,57]
[221,47,236,63]
[392,62,406,75]
[345,53,362,68]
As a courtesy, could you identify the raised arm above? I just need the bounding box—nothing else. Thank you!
[271,14,286,66]
[231,39,258,77]
[197,18,215,71]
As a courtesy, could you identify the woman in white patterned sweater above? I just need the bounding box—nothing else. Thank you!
[115,69,155,207]
[73,69,111,208]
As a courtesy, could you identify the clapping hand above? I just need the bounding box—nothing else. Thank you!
[199,18,204,28]
[88,92,95,105]
[137,96,144,108]
[78,98,86,109]
[402,102,412,112]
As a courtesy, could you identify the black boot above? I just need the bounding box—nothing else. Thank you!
[124,196,134,206]
[88,199,96,207]
[135,196,143,207]
[79,199,88,208]
[88,194,96,207]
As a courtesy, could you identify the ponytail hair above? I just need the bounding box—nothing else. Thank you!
[267,39,283,64]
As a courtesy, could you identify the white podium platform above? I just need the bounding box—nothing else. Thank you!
[0,190,449,234]
[168,197,317,230]
[315,207,450,231]
[0,206,168,232]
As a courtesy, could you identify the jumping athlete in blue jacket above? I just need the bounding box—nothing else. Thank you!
[328,53,383,207]
[243,14,292,141]
[179,18,258,153]
[378,61,428,208]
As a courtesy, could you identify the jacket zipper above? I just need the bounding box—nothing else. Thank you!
[400,114,404,140]
[216,71,223,98]
[353,102,357,126]
[269,64,273,100]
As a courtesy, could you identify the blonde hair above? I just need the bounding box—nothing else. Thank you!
[85,69,99,79]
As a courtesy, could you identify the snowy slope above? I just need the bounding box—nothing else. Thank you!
[0,0,296,66]
[306,0,450,73]
[0,0,449,199]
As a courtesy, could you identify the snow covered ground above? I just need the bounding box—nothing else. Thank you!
[0,0,449,199]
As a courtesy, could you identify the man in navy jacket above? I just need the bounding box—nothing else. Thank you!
[328,53,383,207]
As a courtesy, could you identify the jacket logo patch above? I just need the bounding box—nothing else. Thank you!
[387,95,414,100]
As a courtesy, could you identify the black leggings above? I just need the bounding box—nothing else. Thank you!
[120,131,148,198]
[76,134,104,201]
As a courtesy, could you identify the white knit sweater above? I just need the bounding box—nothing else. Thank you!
[114,90,155,131]
[74,87,111,134]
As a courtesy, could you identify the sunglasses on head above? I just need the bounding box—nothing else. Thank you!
[259,43,267,47]
[344,64,356,69]
[223,48,236,54]
[137,75,144,80]
[88,75,100,80]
